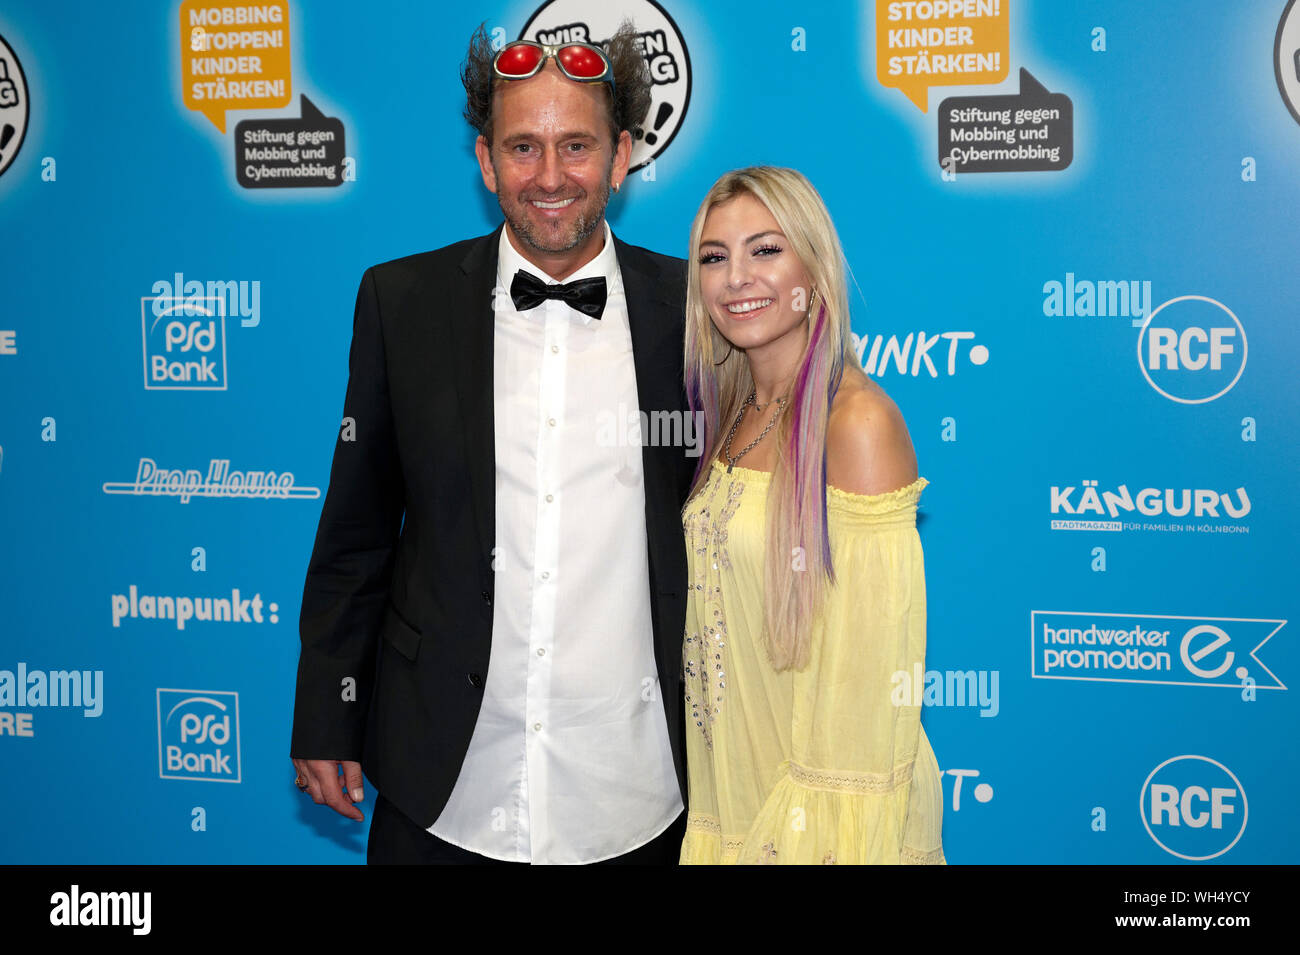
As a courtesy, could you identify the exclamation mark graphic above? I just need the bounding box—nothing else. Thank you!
[0,124,14,164]
[639,102,674,146]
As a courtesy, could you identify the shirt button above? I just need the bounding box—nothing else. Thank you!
[545,494,554,503]
[536,647,546,656]
[551,344,559,353]
[533,722,542,732]
[541,571,550,580]
[547,417,557,427]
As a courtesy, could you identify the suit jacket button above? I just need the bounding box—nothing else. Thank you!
[480,590,492,605]
[467,673,483,689]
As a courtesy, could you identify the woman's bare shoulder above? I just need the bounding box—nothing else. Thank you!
[825,372,918,496]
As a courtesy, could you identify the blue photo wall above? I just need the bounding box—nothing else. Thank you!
[1,0,1296,863]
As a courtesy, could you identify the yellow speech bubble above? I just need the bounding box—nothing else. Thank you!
[181,0,291,133]
[876,0,1009,111]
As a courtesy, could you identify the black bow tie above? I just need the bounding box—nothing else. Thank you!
[509,269,607,319]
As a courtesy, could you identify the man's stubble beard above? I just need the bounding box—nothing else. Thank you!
[495,159,613,255]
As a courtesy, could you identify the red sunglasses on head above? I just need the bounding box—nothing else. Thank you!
[493,40,616,96]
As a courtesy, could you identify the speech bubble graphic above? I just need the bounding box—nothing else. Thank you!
[1276,0,1300,126]
[877,0,1009,111]
[233,95,345,188]
[937,68,1072,172]
[181,0,291,133]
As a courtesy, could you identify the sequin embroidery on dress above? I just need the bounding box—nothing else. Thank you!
[682,466,745,750]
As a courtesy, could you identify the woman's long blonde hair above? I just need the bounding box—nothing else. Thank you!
[684,166,858,671]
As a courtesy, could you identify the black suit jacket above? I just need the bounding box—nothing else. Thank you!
[291,223,694,831]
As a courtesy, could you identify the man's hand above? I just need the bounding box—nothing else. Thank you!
[292,758,365,822]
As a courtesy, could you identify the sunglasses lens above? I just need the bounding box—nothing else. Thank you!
[497,44,543,76]
[558,45,607,79]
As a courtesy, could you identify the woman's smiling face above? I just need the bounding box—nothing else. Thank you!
[697,191,812,356]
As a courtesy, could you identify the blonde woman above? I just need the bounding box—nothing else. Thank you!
[678,167,945,864]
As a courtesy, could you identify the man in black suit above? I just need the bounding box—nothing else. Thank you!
[290,23,695,864]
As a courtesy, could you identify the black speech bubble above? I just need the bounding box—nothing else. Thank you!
[234,95,345,189]
[938,69,1072,174]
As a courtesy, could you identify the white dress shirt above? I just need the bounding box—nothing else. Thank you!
[429,220,683,863]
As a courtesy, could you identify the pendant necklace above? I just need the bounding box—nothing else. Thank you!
[723,391,787,473]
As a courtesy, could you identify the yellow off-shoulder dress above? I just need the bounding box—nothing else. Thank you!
[678,459,946,865]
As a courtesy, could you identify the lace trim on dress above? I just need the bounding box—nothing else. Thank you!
[685,813,746,853]
[686,813,720,834]
[786,758,915,793]
[688,812,936,864]
[901,844,946,865]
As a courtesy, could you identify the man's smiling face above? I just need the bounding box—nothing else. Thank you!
[475,60,630,259]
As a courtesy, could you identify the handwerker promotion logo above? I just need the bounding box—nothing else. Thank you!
[1031,612,1286,689]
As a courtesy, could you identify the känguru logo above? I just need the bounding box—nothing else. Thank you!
[1049,478,1250,534]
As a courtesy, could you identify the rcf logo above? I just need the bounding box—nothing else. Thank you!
[1140,755,1247,860]
[157,688,241,782]
[1137,295,1246,404]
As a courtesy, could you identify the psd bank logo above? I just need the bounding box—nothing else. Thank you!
[1140,755,1247,860]
[1136,295,1246,404]
[157,688,241,782]
[140,295,228,390]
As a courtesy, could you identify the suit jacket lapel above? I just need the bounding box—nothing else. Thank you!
[448,224,503,566]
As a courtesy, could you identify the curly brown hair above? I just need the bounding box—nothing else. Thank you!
[462,20,653,149]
